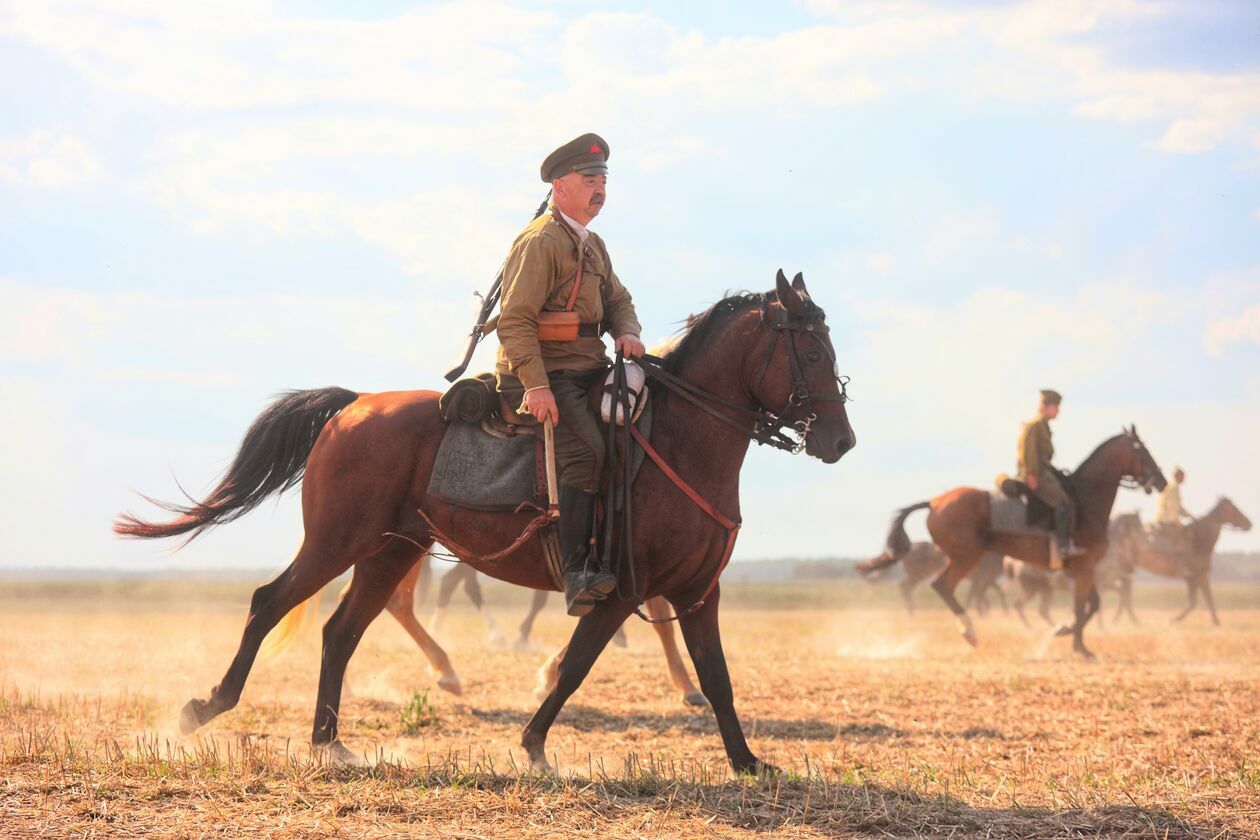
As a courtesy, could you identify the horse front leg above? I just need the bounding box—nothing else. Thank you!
[1199,574,1221,626]
[675,586,771,776]
[1169,578,1198,624]
[1070,573,1099,661]
[521,599,634,773]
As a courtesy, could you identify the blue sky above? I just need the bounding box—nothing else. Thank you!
[2,0,1259,571]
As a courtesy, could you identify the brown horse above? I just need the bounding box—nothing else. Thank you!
[857,428,1165,659]
[1108,499,1251,626]
[115,272,854,774]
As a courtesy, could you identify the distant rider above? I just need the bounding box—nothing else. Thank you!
[1017,389,1084,569]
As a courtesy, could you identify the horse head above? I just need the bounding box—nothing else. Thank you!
[752,269,855,463]
[1121,425,1166,494]
[1212,496,1252,531]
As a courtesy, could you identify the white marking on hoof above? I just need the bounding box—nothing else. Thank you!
[324,741,366,767]
[683,691,710,708]
[957,614,978,647]
[528,751,554,775]
[436,672,463,696]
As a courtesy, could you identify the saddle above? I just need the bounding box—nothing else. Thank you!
[990,472,1059,536]
[429,367,651,511]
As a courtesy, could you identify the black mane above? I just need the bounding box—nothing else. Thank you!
[656,291,770,374]
[656,287,826,373]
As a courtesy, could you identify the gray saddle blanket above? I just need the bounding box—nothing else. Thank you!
[989,492,1051,539]
[427,402,652,512]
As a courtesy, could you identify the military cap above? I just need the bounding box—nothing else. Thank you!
[1039,389,1063,405]
[541,133,609,183]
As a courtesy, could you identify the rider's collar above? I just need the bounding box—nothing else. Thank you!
[552,206,590,242]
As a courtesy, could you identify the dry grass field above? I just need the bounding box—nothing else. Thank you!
[1,577,1257,838]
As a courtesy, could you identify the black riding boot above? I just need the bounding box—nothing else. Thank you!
[560,485,616,617]
[1055,503,1086,562]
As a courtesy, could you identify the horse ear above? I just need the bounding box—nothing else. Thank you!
[775,269,807,315]
[791,272,806,292]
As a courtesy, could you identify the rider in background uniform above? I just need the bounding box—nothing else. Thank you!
[1017,389,1084,569]
[1150,466,1191,555]
[495,133,646,617]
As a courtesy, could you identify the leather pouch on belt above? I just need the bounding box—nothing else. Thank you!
[538,310,581,342]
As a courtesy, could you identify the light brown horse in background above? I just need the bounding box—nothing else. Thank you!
[1108,499,1251,625]
[858,428,1165,659]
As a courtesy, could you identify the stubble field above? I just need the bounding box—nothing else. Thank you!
[1,577,1257,838]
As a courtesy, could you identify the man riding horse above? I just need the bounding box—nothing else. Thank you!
[1017,389,1084,568]
[495,132,646,616]
[1149,466,1192,556]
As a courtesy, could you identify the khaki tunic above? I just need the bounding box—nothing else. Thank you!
[494,210,641,492]
[494,211,641,392]
[1018,416,1069,508]
[1154,480,1183,524]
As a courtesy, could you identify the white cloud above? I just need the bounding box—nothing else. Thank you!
[1205,303,1260,356]
[0,131,102,188]
[922,210,1003,264]
[866,252,895,273]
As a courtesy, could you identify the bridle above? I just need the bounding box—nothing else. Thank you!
[1119,436,1163,494]
[636,296,849,454]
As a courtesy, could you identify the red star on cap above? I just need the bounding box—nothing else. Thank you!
[588,143,602,154]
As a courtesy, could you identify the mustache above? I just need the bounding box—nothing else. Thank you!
[589,193,605,205]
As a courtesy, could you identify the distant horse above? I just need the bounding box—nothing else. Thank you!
[1003,556,1070,628]
[115,272,854,774]
[858,543,1005,616]
[857,428,1165,659]
[1108,499,1251,625]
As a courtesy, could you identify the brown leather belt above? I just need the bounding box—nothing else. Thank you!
[577,322,601,338]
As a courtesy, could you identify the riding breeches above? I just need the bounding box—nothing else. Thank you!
[1031,469,1070,510]
[498,369,605,493]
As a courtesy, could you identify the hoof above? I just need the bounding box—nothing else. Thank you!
[1052,623,1073,638]
[322,740,365,767]
[179,699,207,735]
[962,630,978,647]
[682,691,710,708]
[436,672,463,696]
[1074,648,1098,662]
[524,743,553,775]
[487,627,509,648]
[736,759,781,779]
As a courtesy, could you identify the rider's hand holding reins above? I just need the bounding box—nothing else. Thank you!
[521,386,560,426]
[615,333,645,358]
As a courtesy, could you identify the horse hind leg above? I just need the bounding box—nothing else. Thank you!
[384,555,462,695]
[645,596,707,707]
[180,539,346,735]
[311,539,426,758]
[930,553,981,646]
[515,589,549,653]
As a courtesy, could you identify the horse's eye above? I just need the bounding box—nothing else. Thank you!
[806,351,821,363]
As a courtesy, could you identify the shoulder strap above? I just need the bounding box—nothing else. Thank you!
[551,211,584,312]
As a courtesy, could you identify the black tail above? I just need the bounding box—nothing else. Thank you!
[854,501,931,576]
[114,387,359,544]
